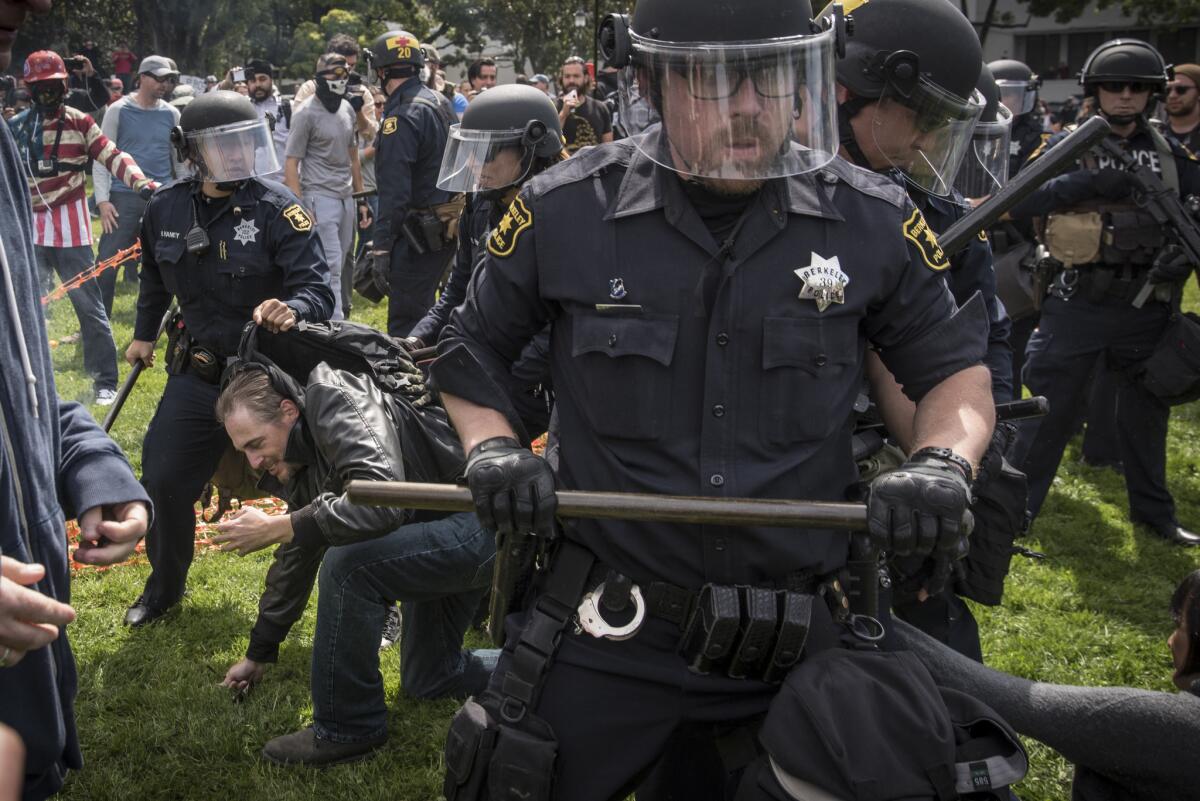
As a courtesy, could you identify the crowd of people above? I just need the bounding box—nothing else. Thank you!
[1,0,1199,799]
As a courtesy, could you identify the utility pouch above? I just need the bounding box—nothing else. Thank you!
[1139,311,1200,405]
[188,346,223,385]
[727,587,779,680]
[679,584,741,674]
[417,208,446,251]
[444,697,498,801]
[434,195,467,241]
[164,314,190,376]
[762,592,812,684]
[1044,211,1103,266]
[488,717,558,801]
[1101,211,1162,267]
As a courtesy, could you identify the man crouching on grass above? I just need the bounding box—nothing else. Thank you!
[209,361,497,766]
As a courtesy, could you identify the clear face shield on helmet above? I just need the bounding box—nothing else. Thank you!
[616,26,841,180]
[437,125,536,193]
[185,118,280,182]
[870,71,985,197]
[995,79,1037,116]
[953,101,1013,199]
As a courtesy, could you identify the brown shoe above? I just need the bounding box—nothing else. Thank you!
[261,726,386,768]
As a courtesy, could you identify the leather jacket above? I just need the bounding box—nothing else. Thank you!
[246,363,463,662]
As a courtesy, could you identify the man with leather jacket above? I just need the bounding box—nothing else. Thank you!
[211,353,498,767]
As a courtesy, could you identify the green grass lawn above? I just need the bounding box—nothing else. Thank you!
[41,267,1200,800]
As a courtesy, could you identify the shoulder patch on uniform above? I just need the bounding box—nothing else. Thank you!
[1025,132,1053,165]
[977,229,988,243]
[903,207,949,271]
[382,116,398,135]
[487,197,534,258]
[282,203,313,232]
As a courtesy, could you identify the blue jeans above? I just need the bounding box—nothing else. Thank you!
[36,244,118,392]
[312,512,499,743]
[96,190,148,315]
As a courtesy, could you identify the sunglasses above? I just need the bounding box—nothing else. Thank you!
[1170,85,1196,95]
[1097,81,1152,94]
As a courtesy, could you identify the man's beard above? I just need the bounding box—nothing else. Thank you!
[1168,103,1196,119]
[697,176,765,196]
[251,86,270,101]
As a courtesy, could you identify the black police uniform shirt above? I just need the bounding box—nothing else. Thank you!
[1010,122,1200,222]
[412,192,553,437]
[373,77,453,254]
[134,177,335,356]
[1009,112,1048,178]
[431,129,989,589]
[908,181,1014,402]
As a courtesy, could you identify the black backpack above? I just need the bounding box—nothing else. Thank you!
[234,319,433,409]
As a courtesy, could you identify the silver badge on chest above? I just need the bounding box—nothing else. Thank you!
[233,218,260,247]
[795,252,849,312]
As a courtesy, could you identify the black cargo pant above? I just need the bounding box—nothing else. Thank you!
[138,372,229,609]
[386,237,455,338]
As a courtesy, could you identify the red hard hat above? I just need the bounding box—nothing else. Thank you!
[24,51,68,83]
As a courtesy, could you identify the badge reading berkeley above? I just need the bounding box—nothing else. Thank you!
[381,116,398,135]
[487,197,533,258]
[282,204,313,233]
[795,252,849,312]
[902,208,949,271]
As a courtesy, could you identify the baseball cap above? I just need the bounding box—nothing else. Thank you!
[532,73,550,84]
[421,44,441,64]
[138,55,178,79]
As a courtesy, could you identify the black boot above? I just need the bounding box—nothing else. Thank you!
[262,727,387,768]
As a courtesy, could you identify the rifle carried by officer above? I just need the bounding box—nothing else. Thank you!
[938,116,1112,257]
[1091,137,1200,308]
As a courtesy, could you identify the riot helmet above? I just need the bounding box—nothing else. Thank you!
[988,58,1040,117]
[1079,39,1171,123]
[833,0,985,196]
[597,0,845,181]
[368,30,424,93]
[954,64,1012,199]
[171,90,279,182]
[438,84,565,194]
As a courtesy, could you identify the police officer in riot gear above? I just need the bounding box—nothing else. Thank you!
[409,83,565,435]
[827,0,1015,669]
[989,58,1048,175]
[833,0,1013,404]
[1009,39,1200,547]
[955,64,1015,202]
[123,90,335,626]
[430,0,996,797]
[366,30,458,338]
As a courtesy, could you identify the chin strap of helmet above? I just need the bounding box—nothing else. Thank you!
[837,96,873,169]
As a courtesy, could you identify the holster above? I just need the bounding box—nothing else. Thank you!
[442,540,595,801]
[406,208,449,253]
[955,425,1028,606]
[164,313,189,375]
[487,529,542,646]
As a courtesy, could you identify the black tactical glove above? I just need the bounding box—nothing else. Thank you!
[1148,243,1194,284]
[868,447,974,577]
[1093,167,1132,200]
[465,437,557,539]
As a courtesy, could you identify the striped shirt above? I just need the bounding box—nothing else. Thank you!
[33,195,93,248]
[8,105,154,247]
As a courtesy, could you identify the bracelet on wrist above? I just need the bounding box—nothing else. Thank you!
[909,446,975,482]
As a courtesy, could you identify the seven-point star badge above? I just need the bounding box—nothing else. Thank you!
[233,218,260,247]
[794,252,849,312]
